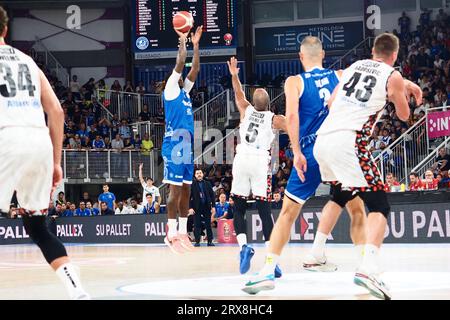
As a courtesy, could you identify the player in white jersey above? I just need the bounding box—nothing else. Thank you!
[139,163,161,211]
[0,7,89,299]
[227,57,286,275]
[314,33,422,299]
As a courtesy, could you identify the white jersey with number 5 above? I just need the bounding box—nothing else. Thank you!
[317,59,395,135]
[0,45,44,129]
[237,105,275,156]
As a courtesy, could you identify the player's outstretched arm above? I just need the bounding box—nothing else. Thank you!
[138,163,145,186]
[285,76,307,182]
[186,26,203,84]
[387,71,412,121]
[40,70,64,189]
[174,30,188,74]
[227,57,250,119]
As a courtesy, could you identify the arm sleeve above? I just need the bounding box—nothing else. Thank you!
[164,70,182,101]
[183,78,195,94]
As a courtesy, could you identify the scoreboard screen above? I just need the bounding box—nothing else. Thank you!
[132,0,237,60]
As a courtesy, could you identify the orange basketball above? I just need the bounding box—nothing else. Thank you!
[173,11,194,33]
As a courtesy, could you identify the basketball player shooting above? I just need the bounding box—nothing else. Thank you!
[227,57,286,276]
[161,22,203,254]
[0,6,89,299]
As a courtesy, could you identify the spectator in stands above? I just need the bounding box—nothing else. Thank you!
[123,137,134,150]
[143,194,159,214]
[70,75,81,100]
[111,80,122,92]
[69,134,82,150]
[423,169,438,190]
[96,79,108,100]
[384,173,401,192]
[419,8,431,27]
[56,191,66,206]
[100,202,115,216]
[128,199,143,214]
[104,136,112,149]
[138,105,151,121]
[7,205,18,219]
[115,201,130,215]
[272,191,283,209]
[111,134,124,172]
[438,170,450,189]
[86,201,100,216]
[432,147,450,174]
[379,129,392,146]
[92,135,106,150]
[118,119,132,139]
[398,12,411,38]
[133,134,142,150]
[98,184,116,210]
[212,193,230,227]
[82,77,96,100]
[82,192,93,205]
[408,172,424,191]
[62,203,77,217]
[124,80,134,93]
[141,133,154,155]
[136,81,146,95]
[98,117,112,138]
[75,202,90,216]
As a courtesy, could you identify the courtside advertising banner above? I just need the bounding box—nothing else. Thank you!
[427,110,450,139]
[0,199,449,244]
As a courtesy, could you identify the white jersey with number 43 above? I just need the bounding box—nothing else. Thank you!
[318,59,395,135]
[0,45,44,129]
[237,105,275,156]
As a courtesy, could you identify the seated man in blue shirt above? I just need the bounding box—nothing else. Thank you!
[62,203,76,217]
[86,201,100,216]
[143,193,159,214]
[75,201,90,216]
[212,193,230,227]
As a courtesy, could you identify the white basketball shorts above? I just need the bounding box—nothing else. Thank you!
[0,127,54,213]
[230,151,272,200]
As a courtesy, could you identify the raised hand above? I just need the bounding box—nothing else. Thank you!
[227,57,240,76]
[191,26,203,46]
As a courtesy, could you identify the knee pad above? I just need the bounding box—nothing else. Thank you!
[331,184,357,208]
[360,191,390,218]
[22,215,67,264]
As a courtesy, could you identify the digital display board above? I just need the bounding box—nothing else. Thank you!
[132,0,237,60]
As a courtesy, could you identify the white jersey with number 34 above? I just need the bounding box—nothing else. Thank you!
[237,105,275,156]
[0,45,44,129]
[318,59,395,135]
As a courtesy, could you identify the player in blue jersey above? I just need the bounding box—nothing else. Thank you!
[161,26,203,254]
[242,36,367,295]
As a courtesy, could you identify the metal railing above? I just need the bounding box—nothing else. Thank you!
[62,149,155,183]
[375,105,448,186]
[193,89,231,133]
[375,116,427,184]
[129,121,165,149]
[410,136,450,179]
[34,37,70,87]
[97,89,163,121]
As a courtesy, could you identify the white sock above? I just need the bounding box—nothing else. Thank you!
[178,217,188,235]
[260,253,280,275]
[359,244,380,274]
[167,219,178,239]
[355,244,365,266]
[237,233,247,250]
[311,231,328,260]
[55,263,88,300]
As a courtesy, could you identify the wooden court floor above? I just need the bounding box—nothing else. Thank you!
[0,243,449,300]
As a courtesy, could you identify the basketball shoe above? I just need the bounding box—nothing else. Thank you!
[242,272,275,295]
[178,233,195,251]
[354,270,391,300]
[164,235,185,254]
[302,254,337,272]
